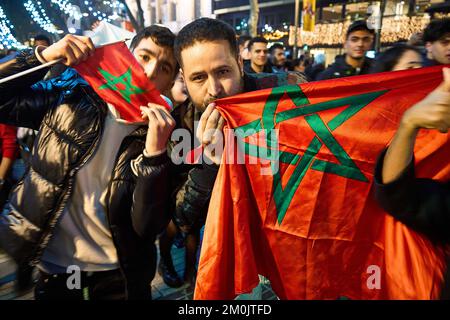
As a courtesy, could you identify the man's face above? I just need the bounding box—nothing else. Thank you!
[272,48,286,67]
[426,34,450,65]
[250,42,268,67]
[180,40,244,112]
[344,30,374,60]
[132,37,177,93]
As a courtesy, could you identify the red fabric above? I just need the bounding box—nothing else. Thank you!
[74,42,168,123]
[195,65,450,300]
[0,124,18,160]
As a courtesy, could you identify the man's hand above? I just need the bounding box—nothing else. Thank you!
[196,103,225,165]
[401,68,450,134]
[141,103,175,155]
[41,34,95,66]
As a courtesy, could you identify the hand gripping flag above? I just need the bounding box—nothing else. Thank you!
[74,41,169,123]
[195,65,450,300]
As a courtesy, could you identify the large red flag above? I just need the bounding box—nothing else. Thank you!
[74,41,169,123]
[195,65,450,300]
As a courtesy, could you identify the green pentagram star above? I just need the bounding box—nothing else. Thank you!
[234,85,388,224]
[98,67,146,103]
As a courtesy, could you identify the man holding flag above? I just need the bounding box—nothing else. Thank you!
[157,17,307,291]
[0,25,178,300]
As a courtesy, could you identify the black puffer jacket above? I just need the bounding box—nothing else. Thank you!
[0,49,171,299]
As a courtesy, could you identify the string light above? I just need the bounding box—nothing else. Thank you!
[24,0,59,34]
[0,5,25,50]
[289,14,450,46]
[82,0,124,23]
[51,0,83,20]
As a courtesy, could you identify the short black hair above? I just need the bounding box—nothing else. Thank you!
[35,34,52,46]
[269,43,284,54]
[423,18,450,43]
[248,36,268,51]
[370,44,422,73]
[238,35,251,47]
[346,20,375,39]
[174,18,238,66]
[130,25,176,51]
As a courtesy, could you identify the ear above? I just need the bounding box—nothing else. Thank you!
[425,42,432,54]
[237,56,244,76]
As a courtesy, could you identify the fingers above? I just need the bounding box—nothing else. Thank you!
[140,106,158,123]
[62,44,77,66]
[57,35,95,66]
[442,68,450,93]
[67,41,85,65]
[141,103,175,127]
[197,103,215,143]
[71,35,95,58]
[202,110,222,145]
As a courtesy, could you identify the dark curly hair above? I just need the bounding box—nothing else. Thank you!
[423,18,450,43]
[174,18,238,67]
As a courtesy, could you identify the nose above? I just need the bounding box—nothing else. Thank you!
[144,61,157,80]
[207,76,223,98]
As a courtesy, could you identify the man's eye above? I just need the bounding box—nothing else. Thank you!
[140,55,150,62]
[219,69,229,76]
[192,75,205,82]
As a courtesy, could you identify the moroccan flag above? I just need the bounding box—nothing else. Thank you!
[195,65,450,300]
[302,0,316,32]
[74,41,169,123]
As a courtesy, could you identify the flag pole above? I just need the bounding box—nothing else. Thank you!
[0,38,130,85]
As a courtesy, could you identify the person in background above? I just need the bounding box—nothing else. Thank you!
[316,20,374,80]
[370,44,423,73]
[238,35,251,62]
[0,124,18,211]
[33,34,52,47]
[269,43,287,72]
[166,71,189,109]
[288,55,311,73]
[244,36,273,74]
[305,53,326,81]
[422,18,450,66]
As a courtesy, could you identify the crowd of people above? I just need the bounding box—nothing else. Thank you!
[0,16,449,300]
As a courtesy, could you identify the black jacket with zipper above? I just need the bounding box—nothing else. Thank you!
[0,49,171,299]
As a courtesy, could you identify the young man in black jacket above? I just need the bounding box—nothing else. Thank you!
[0,26,178,300]
[374,68,450,298]
[316,20,374,81]
[422,18,450,67]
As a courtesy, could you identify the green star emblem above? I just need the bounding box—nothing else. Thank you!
[98,67,146,103]
[234,85,388,224]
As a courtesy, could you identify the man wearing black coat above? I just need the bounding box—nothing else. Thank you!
[0,26,178,300]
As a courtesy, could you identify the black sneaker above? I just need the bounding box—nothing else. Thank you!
[158,260,183,288]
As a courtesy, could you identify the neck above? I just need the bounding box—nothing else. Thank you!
[251,61,264,73]
[345,55,364,69]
